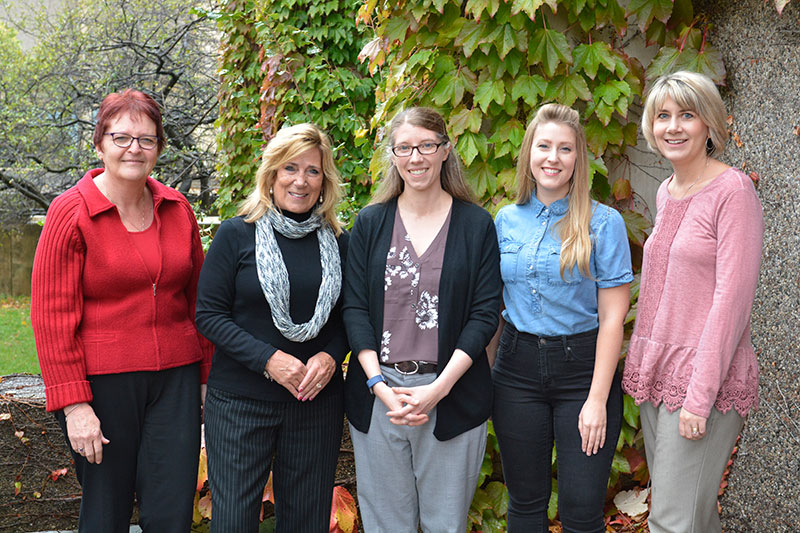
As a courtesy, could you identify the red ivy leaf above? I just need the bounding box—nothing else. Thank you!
[50,468,68,482]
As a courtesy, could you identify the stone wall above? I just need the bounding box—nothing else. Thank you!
[696,1,799,530]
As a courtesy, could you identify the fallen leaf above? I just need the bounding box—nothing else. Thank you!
[793,125,799,137]
[14,431,23,439]
[749,171,759,184]
[33,491,41,499]
[614,487,650,518]
[732,131,744,148]
[0,413,11,421]
[726,114,734,126]
[14,481,21,497]
[50,468,68,481]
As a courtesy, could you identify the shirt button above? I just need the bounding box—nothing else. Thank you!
[531,289,536,294]
[411,304,416,309]
[529,265,533,270]
[415,263,420,268]
[541,221,546,226]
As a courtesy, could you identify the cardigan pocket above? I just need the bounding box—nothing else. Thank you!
[81,332,118,371]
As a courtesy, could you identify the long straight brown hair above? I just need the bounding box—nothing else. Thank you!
[371,107,476,205]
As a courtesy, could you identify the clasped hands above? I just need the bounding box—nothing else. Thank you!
[265,350,335,401]
[374,382,444,426]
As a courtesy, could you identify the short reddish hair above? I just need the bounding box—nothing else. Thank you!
[93,89,166,153]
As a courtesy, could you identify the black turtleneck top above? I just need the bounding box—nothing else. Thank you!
[195,211,349,401]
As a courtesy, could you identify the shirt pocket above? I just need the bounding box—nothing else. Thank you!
[499,241,523,284]
[546,245,581,285]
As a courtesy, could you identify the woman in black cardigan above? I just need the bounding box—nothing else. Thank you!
[196,124,348,533]
[343,107,501,532]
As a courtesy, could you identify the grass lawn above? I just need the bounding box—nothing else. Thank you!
[0,296,39,374]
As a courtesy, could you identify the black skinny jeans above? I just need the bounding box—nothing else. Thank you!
[492,323,622,533]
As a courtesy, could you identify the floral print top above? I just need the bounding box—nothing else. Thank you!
[380,206,451,364]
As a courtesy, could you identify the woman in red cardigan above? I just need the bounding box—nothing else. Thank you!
[30,89,212,533]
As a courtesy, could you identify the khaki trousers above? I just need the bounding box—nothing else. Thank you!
[640,402,744,533]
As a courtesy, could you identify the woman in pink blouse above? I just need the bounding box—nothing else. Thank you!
[622,71,763,533]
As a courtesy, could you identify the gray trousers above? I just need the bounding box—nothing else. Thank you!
[640,402,744,533]
[350,367,487,533]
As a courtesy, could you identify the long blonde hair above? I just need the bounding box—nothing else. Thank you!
[516,104,593,279]
[239,123,343,235]
[371,107,476,205]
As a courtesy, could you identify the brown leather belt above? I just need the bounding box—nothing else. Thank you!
[381,360,438,375]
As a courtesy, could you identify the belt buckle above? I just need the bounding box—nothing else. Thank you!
[394,361,420,375]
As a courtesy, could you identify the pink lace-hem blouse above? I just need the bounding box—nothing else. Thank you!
[622,167,764,418]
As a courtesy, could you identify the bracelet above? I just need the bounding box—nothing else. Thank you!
[63,405,80,418]
[366,374,387,394]
[263,369,273,381]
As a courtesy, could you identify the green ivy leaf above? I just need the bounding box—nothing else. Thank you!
[449,106,483,136]
[627,0,674,32]
[573,41,618,79]
[510,0,545,20]
[465,0,501,21]
[547,478,558,520]
[465,158,495,197]
[545,73,591,107]
[623,394,640,428]
[597,0,628,35]
[430,71,457,106]
[490,118,526,157]
[511,73,548,107]
[485,481,510,516]
[621,209,652,246]
[383,15,410,43]
[585,117,623,154]
[645,46,681,80]
[528,28,572,77]
[681,46,726,85]
[455,19,484,57]
[457,131,489,167]
[497,167,517,192]
[475,78,506,111]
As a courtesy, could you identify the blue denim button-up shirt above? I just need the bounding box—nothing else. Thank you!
[495,194,633,336]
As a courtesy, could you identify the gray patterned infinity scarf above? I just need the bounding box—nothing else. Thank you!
[254,208,341,342]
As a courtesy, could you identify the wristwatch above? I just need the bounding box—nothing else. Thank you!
[366,374,387,394]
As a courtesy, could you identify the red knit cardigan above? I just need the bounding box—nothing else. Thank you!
[31,169,213,412]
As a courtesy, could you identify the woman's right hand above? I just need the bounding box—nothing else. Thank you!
[374,383,429,426]
[65,403,110,464]
[265,350,308,399]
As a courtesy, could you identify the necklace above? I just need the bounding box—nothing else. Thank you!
[674,158,710,199]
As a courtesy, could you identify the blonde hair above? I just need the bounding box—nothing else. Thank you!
[239,123,343,235]
[641,70,728,158]
[516,103,593,279]
[371,107,476,205]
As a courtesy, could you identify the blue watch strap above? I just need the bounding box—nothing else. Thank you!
[366,374,386,392]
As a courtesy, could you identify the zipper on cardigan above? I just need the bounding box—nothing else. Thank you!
[153,283,156,296]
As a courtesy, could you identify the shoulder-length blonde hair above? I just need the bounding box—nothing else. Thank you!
[641,70,728,158]
[239,123,342,235]
[371,107,476,205]
[516,103,593,279]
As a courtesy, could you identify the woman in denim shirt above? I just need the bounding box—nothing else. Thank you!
[490,104,633,533]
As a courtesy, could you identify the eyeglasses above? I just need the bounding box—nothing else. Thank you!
[104,132,159,150]
[391,141,447,157]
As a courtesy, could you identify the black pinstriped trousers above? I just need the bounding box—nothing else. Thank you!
[204,386,343,533]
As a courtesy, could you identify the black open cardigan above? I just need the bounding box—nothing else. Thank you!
[342,197,502,441]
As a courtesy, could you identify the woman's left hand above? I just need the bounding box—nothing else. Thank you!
[679,407,707,440]
[297,352,336,401]
[578,398,607,456]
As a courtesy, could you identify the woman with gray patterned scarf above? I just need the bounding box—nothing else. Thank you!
[195,124,349,533]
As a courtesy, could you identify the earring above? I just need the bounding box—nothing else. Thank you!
[706,138,714,152]
[269,187,273,195]
[318,192,324,205]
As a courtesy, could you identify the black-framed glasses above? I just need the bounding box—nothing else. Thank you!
[391,141,447,157]
[104,132,159,150]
